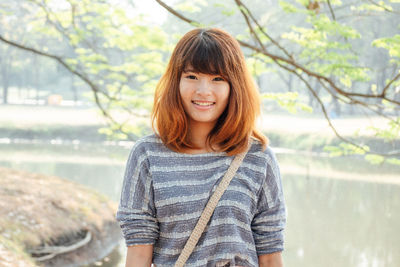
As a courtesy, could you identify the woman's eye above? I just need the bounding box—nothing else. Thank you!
[186,75,197,79]
[213,77,225,81]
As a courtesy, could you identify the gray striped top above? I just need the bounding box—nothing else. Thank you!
[116,134,286,267]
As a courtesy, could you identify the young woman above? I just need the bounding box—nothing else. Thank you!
[116,28,286,267]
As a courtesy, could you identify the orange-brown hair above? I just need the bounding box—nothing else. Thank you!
[151,28,267,155]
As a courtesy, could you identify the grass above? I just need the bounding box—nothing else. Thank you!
[0,234,37,267]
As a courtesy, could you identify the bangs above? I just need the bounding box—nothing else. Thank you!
[182,32,227,77]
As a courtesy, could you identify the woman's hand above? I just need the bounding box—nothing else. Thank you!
[258,252,283,267]
[125,244,153,267]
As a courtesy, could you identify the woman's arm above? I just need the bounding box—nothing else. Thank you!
[258,252,283,267]
[125,244,153,267]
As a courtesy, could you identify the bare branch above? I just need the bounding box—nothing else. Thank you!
[317,77,400,124]
[234,0,267,52]
[327,0,336,20]
[0,33,137,140]
[382,95,400,106]
[29,0,71,40]
[239,39,400,104]
[234,0,294,60]
[67,0,77,28]
[153,0,400,158]
[273,60,366,151]
[155,0,399,105]
[365,0,400,15]
[28,0,100,54]
[155,0,198,25]
[381,71,400,96]
[275,61,400,157]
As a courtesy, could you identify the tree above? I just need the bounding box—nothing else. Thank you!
[0,0,169,138]
[0,0,399,164]
[154,0,400,164]
[0,44,13,104]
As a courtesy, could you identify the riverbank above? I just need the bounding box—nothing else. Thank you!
[0,167,121,267]
[1,104,397,153]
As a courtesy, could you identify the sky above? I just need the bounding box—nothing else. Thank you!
[128,0,172,25]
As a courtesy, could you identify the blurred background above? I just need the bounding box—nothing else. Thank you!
[0,0,399,266]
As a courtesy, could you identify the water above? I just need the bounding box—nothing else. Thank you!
[1,142,399,267]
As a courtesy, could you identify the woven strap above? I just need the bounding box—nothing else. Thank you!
[174,145,250,267]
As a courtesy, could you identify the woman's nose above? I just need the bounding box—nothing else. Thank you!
[196,79,211,95]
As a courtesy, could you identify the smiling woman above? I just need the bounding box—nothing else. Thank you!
[179,70,230,146]
[152,28,267,155]
[116,28,286,267]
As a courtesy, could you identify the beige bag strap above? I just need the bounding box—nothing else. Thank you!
[174,144,250,267]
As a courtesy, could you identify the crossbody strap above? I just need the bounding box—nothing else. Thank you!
[174,144,250,267]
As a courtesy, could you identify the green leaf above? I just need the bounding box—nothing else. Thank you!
[365,154,385,165]
[221,9,236,16]
[324,145,343,157]
[387,158,400,165]
[175,3,201,13]
[263,92,313,114]
[279,0,299,13]
[296,0,310,6]
[372,35,400,59]
[324,142,369,157]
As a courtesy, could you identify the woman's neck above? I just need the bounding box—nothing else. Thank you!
[186,121,215,153]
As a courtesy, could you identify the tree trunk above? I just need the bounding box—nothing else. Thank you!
[2,82,8,104]
[71,74,78,104]
[308,80,321,110]
[1,65,9,104]
[33,55,40,105]
[332,95,341,117]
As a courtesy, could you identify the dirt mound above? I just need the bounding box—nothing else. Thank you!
[0,167,121,267]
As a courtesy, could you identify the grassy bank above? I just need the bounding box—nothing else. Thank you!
[0,167,120,267]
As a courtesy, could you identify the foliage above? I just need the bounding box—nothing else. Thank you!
[1,0,169,139]
[263,92,313,114]
[152,0,400,165]
[0,0,399,165]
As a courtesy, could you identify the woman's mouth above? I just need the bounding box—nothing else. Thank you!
[192,100,215,106]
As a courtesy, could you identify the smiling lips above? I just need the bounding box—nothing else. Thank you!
[192,100,216,107]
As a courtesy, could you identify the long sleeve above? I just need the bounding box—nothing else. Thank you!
[116,143,159,246]
[251,147,286,255]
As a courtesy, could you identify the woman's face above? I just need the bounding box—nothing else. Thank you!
[179,68,230,131]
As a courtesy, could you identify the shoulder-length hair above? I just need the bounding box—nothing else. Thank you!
[151,28,267,155]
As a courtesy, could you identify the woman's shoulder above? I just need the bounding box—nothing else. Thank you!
[249,138,278,161]
[247,138,281,177]
[248,139,283,198]
[133,133,161,147]
[128,133,165,157]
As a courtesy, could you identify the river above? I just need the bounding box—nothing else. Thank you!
[0,140,399,267]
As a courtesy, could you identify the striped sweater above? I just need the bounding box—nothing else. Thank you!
[116,134,286,267]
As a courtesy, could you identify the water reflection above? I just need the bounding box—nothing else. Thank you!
[0,143,128,201]
[1,142,399,267]
[82,245,124,267]
[283,174,400,267]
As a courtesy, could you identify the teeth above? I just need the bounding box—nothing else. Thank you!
[193,101,214,106]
